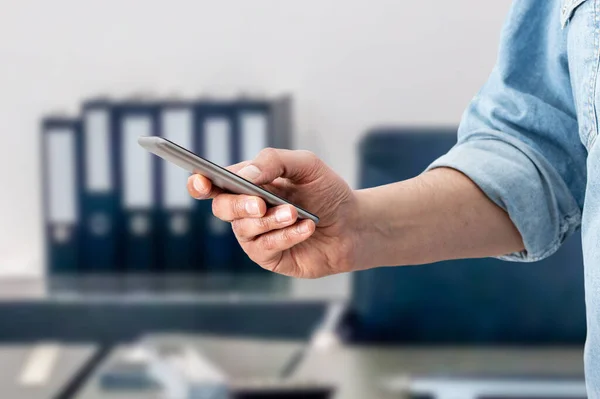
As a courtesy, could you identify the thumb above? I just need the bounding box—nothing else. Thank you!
[237,148,325,185]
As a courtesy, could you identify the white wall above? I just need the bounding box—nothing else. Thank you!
[0,0,511,277]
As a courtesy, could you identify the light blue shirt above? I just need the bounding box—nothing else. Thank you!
[427,0,600,393]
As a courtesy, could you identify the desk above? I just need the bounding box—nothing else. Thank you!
[0,344,97,399]
[75,335,304,399]
[75,338,585,399]
[0,276,341,343]
[292,346,585,399]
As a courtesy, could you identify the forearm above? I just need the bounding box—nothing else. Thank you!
[352,167,524,270]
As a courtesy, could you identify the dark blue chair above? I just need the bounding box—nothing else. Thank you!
[349,127,586,345]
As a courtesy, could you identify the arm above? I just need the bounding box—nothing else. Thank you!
[353,168,524,270]
[187,150,523,278]
[188,0,585,278]
[356,0,587,268]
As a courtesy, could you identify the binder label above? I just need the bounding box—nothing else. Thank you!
[84,110,112,192]
[46,129,77,224]
[240,112,267,161]
[89,212,111,236]
[53,225,71,243]
[162,109,193,210]
[130,214,150,236]
[122,116,153,209]
[170,213,189,236]
[204,118,231,166]
[208,215,229,236]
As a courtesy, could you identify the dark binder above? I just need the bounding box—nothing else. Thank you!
[80,98,119,273]
[158,99,197,272]
[193,99,238,272]
[41,115,83,274]
[114,98,161,273]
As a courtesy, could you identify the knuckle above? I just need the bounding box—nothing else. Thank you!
[259,147,282,166]
[261,234,278,251]
[258,147,285,177]
[255,216,272,231]
[306,151,322,168]
[280,228,294,243]
[233,198,247,218]
[298,150,323,175]
[231,220,249,238]
[298,149,318,160]
[259,147,279,160]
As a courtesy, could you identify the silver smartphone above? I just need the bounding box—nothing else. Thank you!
[138,136,320,224]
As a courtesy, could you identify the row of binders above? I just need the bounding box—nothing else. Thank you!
[42,95,293,275]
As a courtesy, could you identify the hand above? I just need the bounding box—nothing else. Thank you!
[187,148,358,278]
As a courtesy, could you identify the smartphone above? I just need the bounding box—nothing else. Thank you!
[138,136,320,224]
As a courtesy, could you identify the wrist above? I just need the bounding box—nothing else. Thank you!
[348,188,394,271]
[349,177,432,270]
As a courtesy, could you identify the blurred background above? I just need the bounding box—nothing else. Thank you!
[0,1,589,399]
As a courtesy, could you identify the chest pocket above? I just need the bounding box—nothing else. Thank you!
[562,0,591,27]
[562,0,600,149]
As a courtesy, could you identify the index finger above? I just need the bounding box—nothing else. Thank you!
[187,174,221,199]
[187,161,251,199]
[226,160,250,174]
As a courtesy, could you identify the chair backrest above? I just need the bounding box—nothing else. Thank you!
[350,128,586,344]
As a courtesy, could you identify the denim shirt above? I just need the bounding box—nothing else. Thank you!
[427,0,600,393]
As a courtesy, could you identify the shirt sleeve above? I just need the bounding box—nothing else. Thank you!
[426,0,587,262]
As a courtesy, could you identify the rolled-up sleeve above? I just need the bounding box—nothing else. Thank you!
[427,0,587,262]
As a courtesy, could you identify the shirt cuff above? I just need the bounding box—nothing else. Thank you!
[425,134,581,262]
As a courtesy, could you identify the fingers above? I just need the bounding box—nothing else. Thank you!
[187,174,222,199]
[237,148,325,185]
[188,147,323,199]
[212,194,267,221]
[226,160,250,174]
[231,205,298,242]
[245,219,316,263]
[187,161,249,200]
